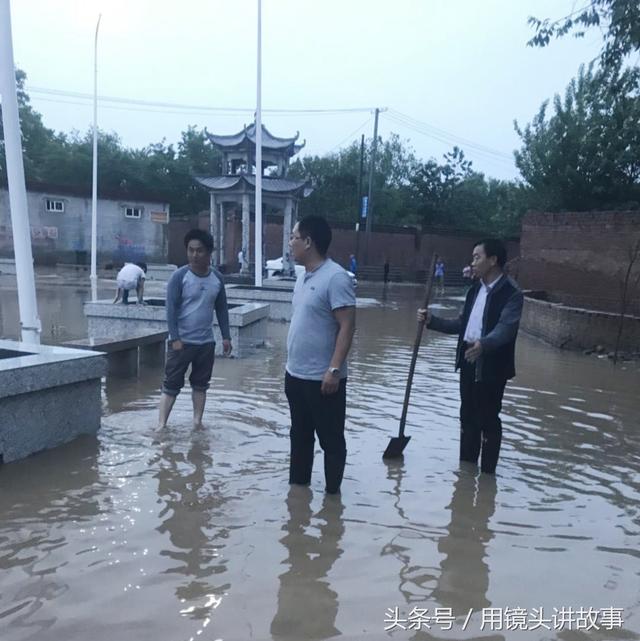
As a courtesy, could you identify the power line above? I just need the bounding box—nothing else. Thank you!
[385,110,514,164]
[327,116,373,153]
[388,109,514,159]
[25,84,515,166]
[26,85,378,115]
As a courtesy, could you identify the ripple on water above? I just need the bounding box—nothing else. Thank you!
[0,287,639,640]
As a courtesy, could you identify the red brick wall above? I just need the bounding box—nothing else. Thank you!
[169,212,520,279]
[522,296,640,352]
[518,211,640,315]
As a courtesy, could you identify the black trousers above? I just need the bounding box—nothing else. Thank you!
[284,372,347,494]
[459,358,507,474]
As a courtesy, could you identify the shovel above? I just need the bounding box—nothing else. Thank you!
[383,253,438,459]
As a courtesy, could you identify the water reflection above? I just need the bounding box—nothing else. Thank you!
[433,466,497,613]
[381,459,437,605]
[271,487,344,640]
[103,367,162,415]
[0,437,101,638]
[152,429,230,608]
[0,282,638,639]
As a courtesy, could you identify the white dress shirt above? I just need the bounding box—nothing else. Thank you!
[463,276,503,343]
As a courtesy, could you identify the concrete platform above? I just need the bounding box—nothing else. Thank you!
[64,331,168,377]
[226,284,293,321]
[84,298,269,357]
[0,340,106,463]
[145,264,177,281]
[0,258,16,275]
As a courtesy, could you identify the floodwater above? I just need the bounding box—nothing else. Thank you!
[1,277,639,641]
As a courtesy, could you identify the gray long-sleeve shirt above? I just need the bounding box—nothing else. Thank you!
[165,266,231,344]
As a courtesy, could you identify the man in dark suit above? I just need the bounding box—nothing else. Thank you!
[418,239,523,473]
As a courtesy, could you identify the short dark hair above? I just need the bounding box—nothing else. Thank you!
[184,229,214,253]
[135,261,148,273]
[298,215,332,256]
[474,238,507,268]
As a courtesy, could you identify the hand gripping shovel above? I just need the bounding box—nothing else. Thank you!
[383,253,438,459]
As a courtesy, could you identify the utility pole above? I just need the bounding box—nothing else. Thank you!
[0,0,41,343]
[90,14,101,302]
[364,107,380,264]
[354,133,365,265]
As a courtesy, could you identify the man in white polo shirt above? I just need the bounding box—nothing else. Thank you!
[285,215,356,494]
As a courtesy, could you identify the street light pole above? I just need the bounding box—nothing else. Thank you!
[0,0,41,343]
[90,13,101,302]
[254,0,263,287]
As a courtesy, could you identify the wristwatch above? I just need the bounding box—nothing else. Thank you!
[328,367,340,376]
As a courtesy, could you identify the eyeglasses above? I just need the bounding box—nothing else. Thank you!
[289,234,303,241]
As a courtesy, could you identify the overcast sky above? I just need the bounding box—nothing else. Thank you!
[10,0,603,180]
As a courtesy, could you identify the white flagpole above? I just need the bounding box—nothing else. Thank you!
[90,14,101,301]
[0,0,41,343]
[254,0,263,287]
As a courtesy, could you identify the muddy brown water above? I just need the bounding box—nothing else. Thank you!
[1,278,639,641]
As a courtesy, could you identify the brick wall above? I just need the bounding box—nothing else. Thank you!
[522,295,640,353]
[170,211,520,278]
[518,211,640,315]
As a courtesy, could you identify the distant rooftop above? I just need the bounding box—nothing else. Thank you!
[0,180,168,205]
[195,175,312,197]
[206,122,305,156]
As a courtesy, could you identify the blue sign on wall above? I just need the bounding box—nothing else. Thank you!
[361,196,368,219]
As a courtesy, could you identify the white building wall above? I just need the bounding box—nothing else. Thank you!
[0,188,169,264]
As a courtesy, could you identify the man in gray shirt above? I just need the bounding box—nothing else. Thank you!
[285,216,356,494]
[158,229,232,429]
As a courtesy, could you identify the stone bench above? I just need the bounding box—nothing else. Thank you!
[0,258,17,275]
[0,340,106,463]
[64,331,168,378]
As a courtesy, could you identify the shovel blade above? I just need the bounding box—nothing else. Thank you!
[383,435,411,459]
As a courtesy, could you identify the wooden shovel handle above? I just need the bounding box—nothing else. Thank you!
[398,253,438,438]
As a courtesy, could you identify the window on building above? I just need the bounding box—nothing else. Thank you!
[45,199,65,213]
[125,207,143,219]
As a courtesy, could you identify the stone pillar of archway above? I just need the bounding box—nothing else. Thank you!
[282,196,296,277]
[218,201,225,267]
[210,192,219,266]
[241,193,250,274]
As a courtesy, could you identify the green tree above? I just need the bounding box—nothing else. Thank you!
[528,0,640,69]
[514,64,640,211]
[0,69,58,183]
[409,146,474,227]
[289,133,418,224]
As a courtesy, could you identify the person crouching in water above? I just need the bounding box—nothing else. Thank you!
[113,261,147,304]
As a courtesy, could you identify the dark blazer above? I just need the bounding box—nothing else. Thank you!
[428,275,523,382]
